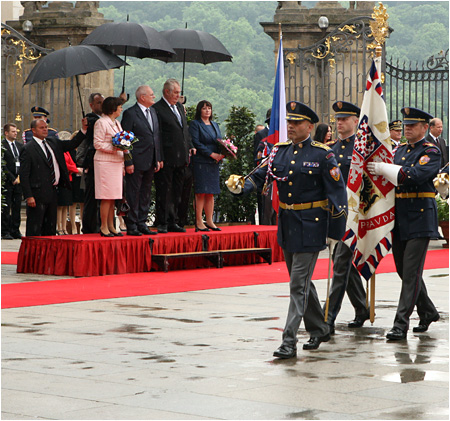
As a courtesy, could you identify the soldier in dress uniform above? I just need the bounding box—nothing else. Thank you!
[368,107,441,340]
[324,101,370,333]
[22,107,58,143]
[226,102,348,358]
[389,119,403,147]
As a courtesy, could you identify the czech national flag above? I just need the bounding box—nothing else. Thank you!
[265,35,287,211]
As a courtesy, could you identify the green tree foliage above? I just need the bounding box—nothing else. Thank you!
[99,1,277,125]
[216,105,257,223]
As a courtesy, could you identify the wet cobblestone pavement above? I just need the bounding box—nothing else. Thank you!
[2,238,448,420]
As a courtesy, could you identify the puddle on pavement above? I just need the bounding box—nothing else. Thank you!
[382,369,448,383]
[247,317,280,322]
[109,324,155,334]
[286,410,320,419]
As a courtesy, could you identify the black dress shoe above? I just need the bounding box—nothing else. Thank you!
[127,229,143,236]
[273,344,297,359]
[205,223,221,231]
[138,227,158,235]
[328,324,335,335]
[195,225,210,232]
[348,313,370,328]
[168,224,186,233]
[11,232,22,239]
[303,333,330,350]
[112,231,123,237]
[2,234,14,240]
[386,327,407,340]
[100,230,114,237]
[413,313,439,332]
[157,225,168,233]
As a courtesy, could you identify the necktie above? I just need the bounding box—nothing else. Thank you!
[11,142,18,159]
[171,104,182,126]
[146,108,153,131]
[42,140,56,185]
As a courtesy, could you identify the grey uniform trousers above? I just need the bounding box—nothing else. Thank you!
[392,236,438,332]
[281,250,329,347]
[325,240,368,325]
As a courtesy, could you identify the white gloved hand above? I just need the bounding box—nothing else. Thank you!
[434,172,449,199]
[226,174,245,194]
[327,237,339,254]
[367,162,402,186]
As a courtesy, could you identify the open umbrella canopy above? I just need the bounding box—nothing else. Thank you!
[81,22,175,59]
[158,28,232,64]
[23,45,127,85]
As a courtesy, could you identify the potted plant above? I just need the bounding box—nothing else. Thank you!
[436,194,449,248]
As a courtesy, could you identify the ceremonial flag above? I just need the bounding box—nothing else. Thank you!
[342,56,395,281]
[265,35,287,211]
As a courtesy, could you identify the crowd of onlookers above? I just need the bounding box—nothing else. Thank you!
[1,78,229,239]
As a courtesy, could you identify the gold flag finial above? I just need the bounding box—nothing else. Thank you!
[368,2,389,56]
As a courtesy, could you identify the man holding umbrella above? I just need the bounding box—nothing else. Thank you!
[153,78,195,233]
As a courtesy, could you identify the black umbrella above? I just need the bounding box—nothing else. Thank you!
[157,27,233,95]
[24,45,127,116]
[81,19,175,94]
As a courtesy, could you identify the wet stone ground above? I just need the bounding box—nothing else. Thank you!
[1,239,448,420]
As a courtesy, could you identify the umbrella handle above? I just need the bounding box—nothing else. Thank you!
[75,75,85,118]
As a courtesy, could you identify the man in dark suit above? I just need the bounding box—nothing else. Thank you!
[20,118,87,237]
[426,118,448,167]
[78,92,104,234]
[2,123,24,239]
[152,78,195,233]
[121,85,162,236]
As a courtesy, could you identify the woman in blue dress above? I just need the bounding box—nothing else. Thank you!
[189,100,224,231]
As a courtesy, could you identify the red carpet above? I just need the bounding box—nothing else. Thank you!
[2,249,448,309]
[2,252,18,265]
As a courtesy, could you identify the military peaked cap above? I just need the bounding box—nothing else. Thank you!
[286,101,319,123]
[332,101,360,118]
[31,106,50,117]
[401,107,433,125]
[389,120,402,131]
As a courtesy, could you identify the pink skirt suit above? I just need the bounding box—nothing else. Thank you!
[93,115,124,200]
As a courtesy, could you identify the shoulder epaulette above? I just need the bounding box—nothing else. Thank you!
[311,140,331,150]
[423,142,438,149]
[398,142,408,147]
[326,139,338,146]
[275,140,292,146]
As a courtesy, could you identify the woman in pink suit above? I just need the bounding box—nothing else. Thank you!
[93,97,124,237]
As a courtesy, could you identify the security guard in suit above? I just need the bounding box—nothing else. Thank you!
[226,102,347,358]
[368,107,441,340]
[22,107,58,143]
[389,119,403,147]
[324,101,370,333]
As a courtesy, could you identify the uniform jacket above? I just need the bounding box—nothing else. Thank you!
[243,137,348,253]
[121,103,162,171]
[93,115,124,164]
[20,131,85,203]
[253,126,268,163]
[394,138,441,240]
[2,138,24,185]
[23,127,58,143]
[326,134,355,183]
[188,119,222,165]
[425,133,448,167]
[152,99,193,167]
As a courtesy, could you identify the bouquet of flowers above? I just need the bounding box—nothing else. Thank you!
[112,130,139,161]
[216,138,238,160]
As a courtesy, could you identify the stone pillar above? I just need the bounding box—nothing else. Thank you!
[261,1,376,121]
[4,1,113,134]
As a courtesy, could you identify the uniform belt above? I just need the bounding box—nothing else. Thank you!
[395,192,435,199]
[279,199,328,210]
